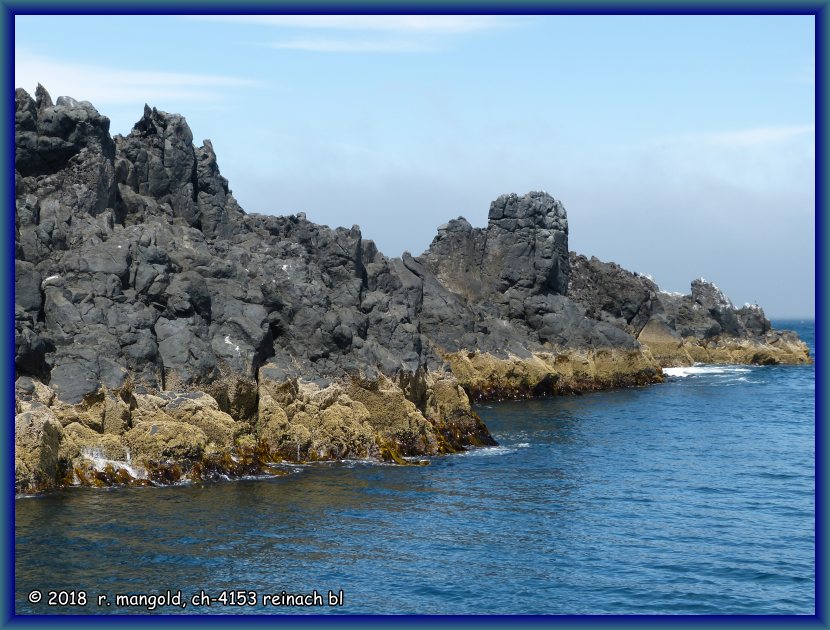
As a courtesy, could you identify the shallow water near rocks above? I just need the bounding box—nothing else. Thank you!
[15,321,815,615]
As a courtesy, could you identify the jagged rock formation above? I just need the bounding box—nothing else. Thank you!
[568,254,810,365]
[14,86,810,494]
[418,193,636,354]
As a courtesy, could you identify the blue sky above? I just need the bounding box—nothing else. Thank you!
[14,14,815,318]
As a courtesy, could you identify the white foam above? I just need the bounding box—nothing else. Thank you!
[663,365,753,378]
[81,447,146,480]
[457,445,517,457]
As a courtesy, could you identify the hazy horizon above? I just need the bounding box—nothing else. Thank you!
[14,14,815,319]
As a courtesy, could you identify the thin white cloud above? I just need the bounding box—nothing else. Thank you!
[187,15,522,54]
[188,14,515,33]
[267,37,433,53]
[14,47,261,106]
[656,125,814,149]
[701,125,814,148]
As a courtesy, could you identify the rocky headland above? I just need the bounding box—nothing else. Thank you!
[14,86,811,494]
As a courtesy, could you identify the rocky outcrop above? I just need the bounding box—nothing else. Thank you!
[444,348,662,401]
[15,406,64,494]
[568,254,811,366]
[421,192,569,303]
[415,195,639,361]
[14,86,810,493]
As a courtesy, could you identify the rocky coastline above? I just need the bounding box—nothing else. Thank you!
[14,86,811,495]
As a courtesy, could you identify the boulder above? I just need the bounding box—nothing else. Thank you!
[15,405,64,493]
[123,420,208,464]
[59,422,129,464]
[131,391,239,451]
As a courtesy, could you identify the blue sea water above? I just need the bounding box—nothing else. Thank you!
[14,320,815,615]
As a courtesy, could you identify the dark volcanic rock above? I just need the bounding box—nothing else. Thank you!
[566,252,804,367]
[15,87,803,405]
[418,192,632,356]
[567,254,659,335]
[18,87,647,407]
[568,251,773,341]
[13,87,809,492]
[421,191,569,305]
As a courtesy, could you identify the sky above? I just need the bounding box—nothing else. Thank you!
[14,14,815,318]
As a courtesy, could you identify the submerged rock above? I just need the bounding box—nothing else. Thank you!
[13,86,810,493]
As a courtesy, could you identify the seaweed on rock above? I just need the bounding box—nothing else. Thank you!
[13,86,811,493]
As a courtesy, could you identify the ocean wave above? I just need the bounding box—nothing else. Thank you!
[457,445,518,457]
[663,365,754,378]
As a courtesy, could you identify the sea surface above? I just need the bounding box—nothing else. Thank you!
[15,320,815,615]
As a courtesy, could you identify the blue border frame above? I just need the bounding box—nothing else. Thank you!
[2,2,825,628]
[3,0,15,626]
[815,2,826,627]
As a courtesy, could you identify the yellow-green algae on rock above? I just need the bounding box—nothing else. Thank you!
[14,366,497,494]
[13,328,811,496]
[636,318,811,367]
[443,347,663,401]
[255,365,495,465]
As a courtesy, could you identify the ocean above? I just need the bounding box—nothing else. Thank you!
[14,320,815,615]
